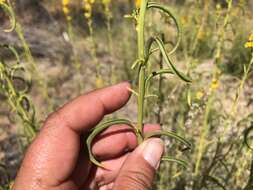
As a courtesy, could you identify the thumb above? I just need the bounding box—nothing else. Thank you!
[113,138,164,190]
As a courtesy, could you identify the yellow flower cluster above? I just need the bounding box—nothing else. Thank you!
[196,91,204,100]
[102,0,111,6]
[62,0,71,21]
[83,0,95,19]
[210,78,219,90]
[95,77,104,88]
[136,0,141,8]
[239,0,245,6]
[180,16,188,25]
[245,32,253,48]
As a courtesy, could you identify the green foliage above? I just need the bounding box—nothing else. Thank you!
[1,0,253,189]
[0,45,37,145]
[86,0,191,169]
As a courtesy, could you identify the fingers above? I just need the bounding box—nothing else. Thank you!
[13,82,131,190]
[92,124,160,160]
[84,138,164,190]
[43,82,131,133]
[113,138,164,190]
[81,154,129,190]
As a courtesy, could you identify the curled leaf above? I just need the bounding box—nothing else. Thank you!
[143,36,191,82]
[144,37,155,61]
[0,45,20,67]
[206,175,226,190]
[11,75,31,94]
[87,118,136,168]
[0,2,16,32]
[145,69,173,89]
[144,130,192,149]
[244,124,253,150]
[131,59,144,69]
[147,2,182,55]
[154,37,192,82]
[162,156,188,168]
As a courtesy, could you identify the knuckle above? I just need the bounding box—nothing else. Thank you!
[119,169,153,190]
[42,110,66,130]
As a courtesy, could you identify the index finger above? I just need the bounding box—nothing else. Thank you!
[43,82,131,132]
[14,82,132,189]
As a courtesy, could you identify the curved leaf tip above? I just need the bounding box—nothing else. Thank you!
[86,118,136,168]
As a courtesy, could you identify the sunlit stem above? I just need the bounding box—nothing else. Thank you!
[137,0,148,143]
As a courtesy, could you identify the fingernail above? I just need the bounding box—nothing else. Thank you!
[140,138,164,169]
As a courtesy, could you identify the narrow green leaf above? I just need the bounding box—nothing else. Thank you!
[144,94,158,99]
[0,2,16,32]
[144,130,192,149]
[87,118,136,168]
[145,69,173,89]
[131,59,144,70]
[147,2,182,55]
[244,124,253,150]
[0,45,20,65]
[154,37,192,82]
[187,88,192,106]
[144,37,155,60]
[162,156,188,168]
[206,175,226,190]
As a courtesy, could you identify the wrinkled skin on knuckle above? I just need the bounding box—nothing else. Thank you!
[42,109,69,131]
[42,111,61,129]
[114,161,155,190]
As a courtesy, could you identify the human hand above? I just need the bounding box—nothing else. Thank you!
[12,82,164,190]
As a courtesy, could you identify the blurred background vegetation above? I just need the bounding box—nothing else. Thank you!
[0,0,253,189]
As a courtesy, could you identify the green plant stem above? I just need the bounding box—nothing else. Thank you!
[137,66,145,142]
[137,1,146,59]
[194,94,213,176]
[15,22,53,111]
[231,52,253,115]
[137,0,148,143]
[157,34,165,124]
[66,20,83,93]
[0,62,36,143]
[190,0,210,56]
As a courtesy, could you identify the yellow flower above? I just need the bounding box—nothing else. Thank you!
[84,4,92,11]
[197,30,205,40]
[211,79,219,90]
[83,0,94,19]
[102,0,111,5]
[96,77,104,88]
[245,32,253,48]
[196,91,204,100]
[84,0,95,4]
[239,0,245,5]
[249,32,253,41]
[63,7,70,15]
[180,16,188,25]
[245,42,253,48]
[62,0,69,6]
[136,0,141,8]
[66,16,72,21]
[84,12,91,18]
[216,3,221,10]
[62,0,71,20]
